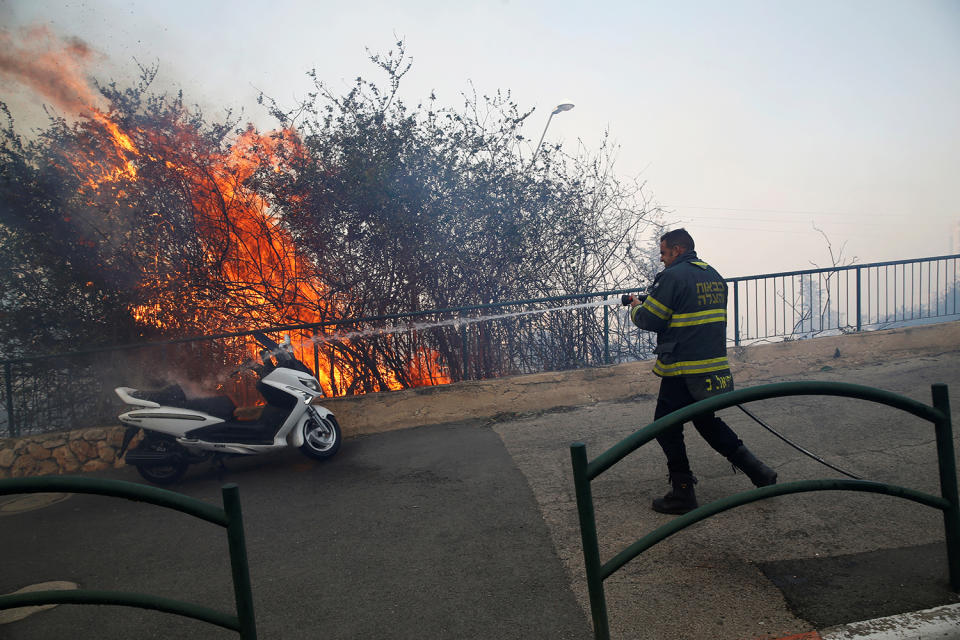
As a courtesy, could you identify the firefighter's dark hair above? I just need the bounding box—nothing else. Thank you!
[660,228,695,252]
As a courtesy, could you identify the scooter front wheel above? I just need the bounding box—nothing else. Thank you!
[300,414,342,460]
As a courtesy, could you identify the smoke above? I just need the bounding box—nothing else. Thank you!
[0,25,105,114]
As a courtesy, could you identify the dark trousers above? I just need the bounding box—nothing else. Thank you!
[654,376,742,475]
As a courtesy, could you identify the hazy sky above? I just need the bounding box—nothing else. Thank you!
[2,0,958,278]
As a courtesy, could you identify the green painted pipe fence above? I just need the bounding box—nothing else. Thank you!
[0,476,257,639]
[570,381,959,640]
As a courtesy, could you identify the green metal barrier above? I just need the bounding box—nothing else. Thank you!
[0,476,256,639]
[570,381,959,640]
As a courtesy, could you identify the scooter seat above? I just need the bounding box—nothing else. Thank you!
[130,386,235,421]
[134,384,187,406]
[185,405,287,444]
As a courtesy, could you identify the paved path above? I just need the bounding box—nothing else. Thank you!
[491,352,960,639]
[2,351,959,639]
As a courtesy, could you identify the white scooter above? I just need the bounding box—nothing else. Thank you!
[115,332,341,484]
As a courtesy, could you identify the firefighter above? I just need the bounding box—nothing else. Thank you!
[627,228,777,514]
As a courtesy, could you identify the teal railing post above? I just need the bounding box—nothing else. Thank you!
[570,442,610,640]
[855,266,863,332]
[733,281,740,346]
[603,304,610,365]
[222,483,258,640]
[4,361,13,437]
[932,384,960,591]
[460,324,469,380]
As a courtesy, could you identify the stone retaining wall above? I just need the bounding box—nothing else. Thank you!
[2,321,958,478]
[0,427,130,479]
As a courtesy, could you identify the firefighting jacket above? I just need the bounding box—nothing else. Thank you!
[630,251,731,378]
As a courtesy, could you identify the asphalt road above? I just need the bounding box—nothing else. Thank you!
[2,350,960,639]
[0,423,591,639]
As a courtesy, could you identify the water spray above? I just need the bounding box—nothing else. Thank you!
[302,297,622,347]
[219,297,625,384]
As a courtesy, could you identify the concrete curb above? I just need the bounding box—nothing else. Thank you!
[768,603,960,640]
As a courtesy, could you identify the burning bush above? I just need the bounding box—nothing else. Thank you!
[1,34,658,404]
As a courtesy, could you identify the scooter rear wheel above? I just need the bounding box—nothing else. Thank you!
[135,461,189,485]
[300,414,342,460]
[133,437,190,485]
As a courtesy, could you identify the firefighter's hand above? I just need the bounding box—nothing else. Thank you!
[629,295,643,308]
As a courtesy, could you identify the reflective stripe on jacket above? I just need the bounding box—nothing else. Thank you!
[630,251,731,378]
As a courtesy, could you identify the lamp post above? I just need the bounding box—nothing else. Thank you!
[528,102,574,168]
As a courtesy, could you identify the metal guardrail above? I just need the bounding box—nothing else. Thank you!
[0,476,257,638]
[569,381,959,640]
[2,254,958,437]
[729,253,960,345]
[0,290,654,437]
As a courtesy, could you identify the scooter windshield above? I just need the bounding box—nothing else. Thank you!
[251,331,313,374]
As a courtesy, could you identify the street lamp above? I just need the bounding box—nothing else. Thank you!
[528,101,575,168]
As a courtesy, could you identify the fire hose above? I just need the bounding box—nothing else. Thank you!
[735,404,863,480]
[621,293,864,480]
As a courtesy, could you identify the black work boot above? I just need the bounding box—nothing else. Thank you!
[728,445,778,487]
[651,472,698,515]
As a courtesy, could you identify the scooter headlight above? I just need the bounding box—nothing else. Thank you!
[286,384,318,403]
